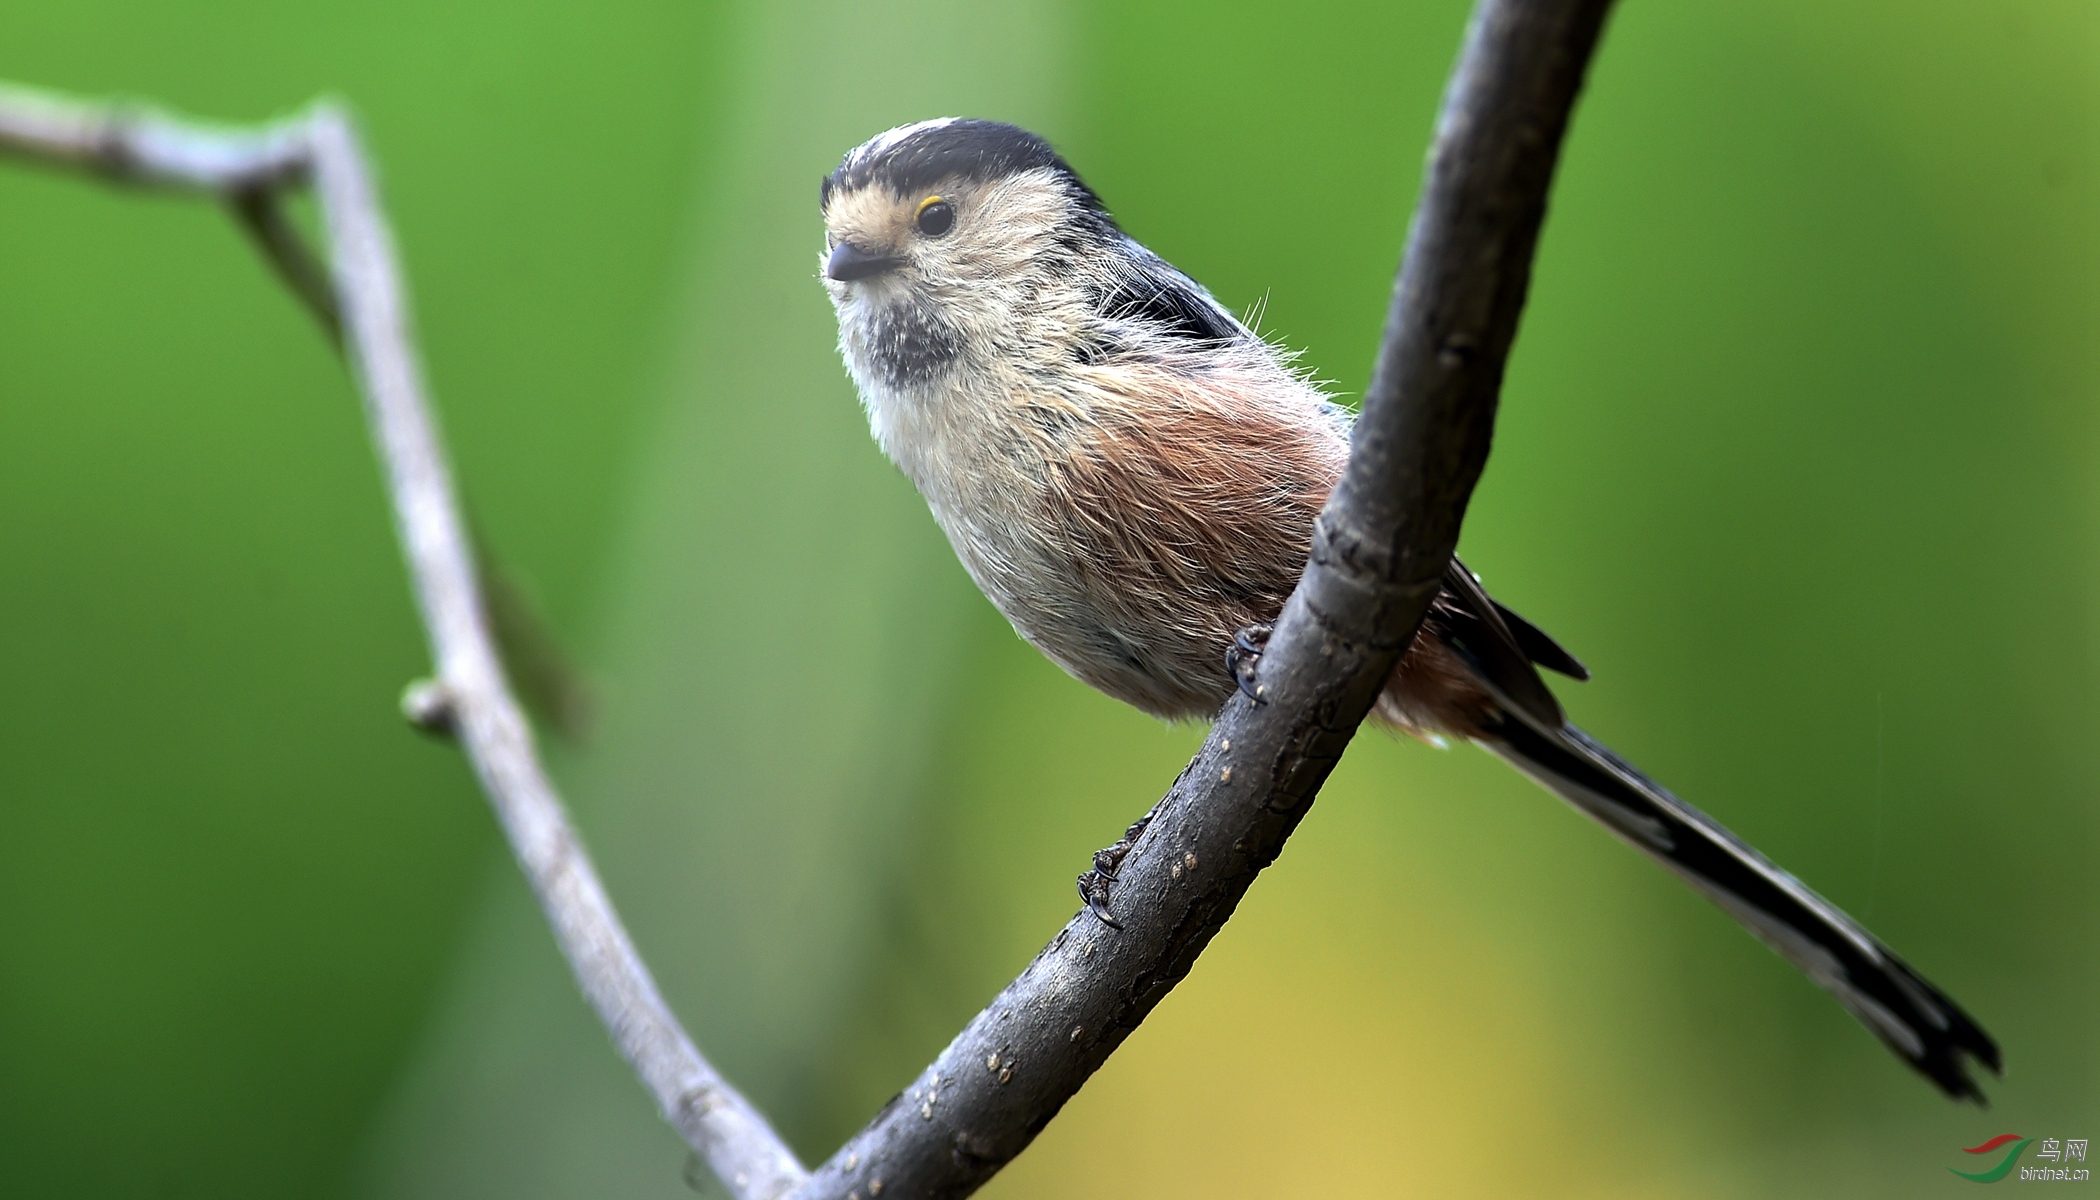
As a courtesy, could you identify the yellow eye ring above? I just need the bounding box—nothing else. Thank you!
[915,195,956,237]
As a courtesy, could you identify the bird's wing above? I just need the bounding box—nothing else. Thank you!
[1491,598,1590,680]
[1432,558,1567,730]
[1095,238,1245,345]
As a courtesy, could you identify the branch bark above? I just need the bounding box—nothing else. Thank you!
[0,0,1612,1190]
[796,2,1615,1196]
[0,85,809,1200]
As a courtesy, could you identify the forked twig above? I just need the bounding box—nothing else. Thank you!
[0,84,808,1200]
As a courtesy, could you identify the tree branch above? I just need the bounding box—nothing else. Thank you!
[0,85,809,1200]
[795,2,1616,1196]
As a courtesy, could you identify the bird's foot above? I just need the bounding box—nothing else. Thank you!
[1076,810,1155,929]
[1224,622,1273,703]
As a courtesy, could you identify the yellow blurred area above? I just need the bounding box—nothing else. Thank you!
[995,782,1594,1198]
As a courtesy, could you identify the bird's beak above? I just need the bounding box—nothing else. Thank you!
[825,240,902,282]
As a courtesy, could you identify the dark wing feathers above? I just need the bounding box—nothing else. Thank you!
[1436,559,1566,730]
[1493,599,1590,680]
[1096,242,1243,346]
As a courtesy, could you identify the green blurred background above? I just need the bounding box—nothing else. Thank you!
[1,0,2092,1196]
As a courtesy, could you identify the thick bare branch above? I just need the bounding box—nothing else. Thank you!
[796,2,1617,1196]
[0,84,807,1200]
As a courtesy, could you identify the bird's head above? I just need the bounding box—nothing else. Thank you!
[819,118,1114,390]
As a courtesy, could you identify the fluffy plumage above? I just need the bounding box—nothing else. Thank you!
[818,118,1999,1101]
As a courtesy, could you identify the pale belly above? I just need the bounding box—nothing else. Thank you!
[924,480,1243,721]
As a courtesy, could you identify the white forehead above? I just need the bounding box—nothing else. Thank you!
[844,117,963,169]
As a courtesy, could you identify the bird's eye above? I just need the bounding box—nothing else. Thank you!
[915,196,955,237]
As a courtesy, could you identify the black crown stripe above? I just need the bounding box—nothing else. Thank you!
[822,119,1109,220]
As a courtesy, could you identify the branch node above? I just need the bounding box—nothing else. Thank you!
[400,677,458,736]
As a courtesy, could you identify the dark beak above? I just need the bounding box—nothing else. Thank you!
[825,241,902,282]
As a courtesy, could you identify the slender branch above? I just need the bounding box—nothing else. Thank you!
[796,2,1616,1196]
[0,83,308,188]
[0,84,808,1200]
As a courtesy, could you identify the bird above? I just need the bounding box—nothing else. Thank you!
[816,117,2000,1102]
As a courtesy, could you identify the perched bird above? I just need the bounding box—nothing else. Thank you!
[817,118,2000,1101]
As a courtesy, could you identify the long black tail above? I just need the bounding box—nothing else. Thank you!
[1478,716,2001,1102]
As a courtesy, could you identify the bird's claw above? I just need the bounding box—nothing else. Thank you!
[1076,811,1155,930]
[1225,622,1273,703]
[1078,872,1121,929]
